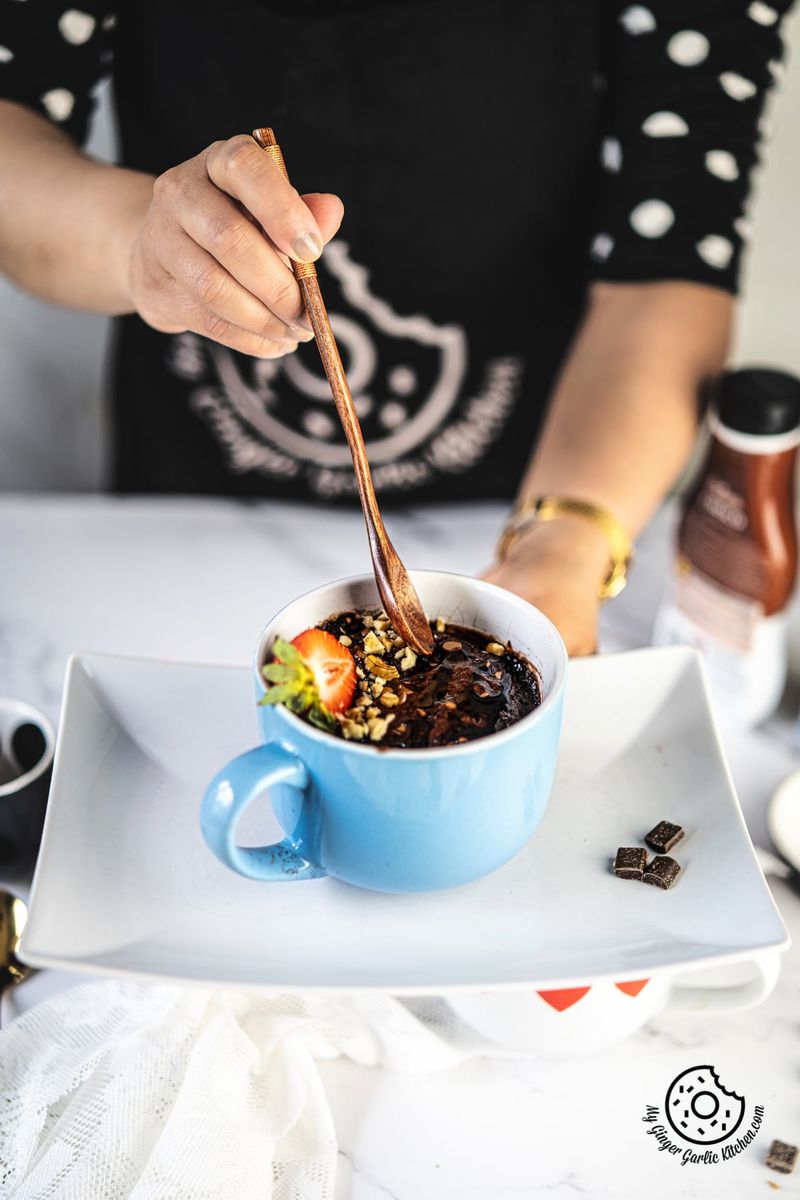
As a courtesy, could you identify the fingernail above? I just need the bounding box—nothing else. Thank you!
[296,328,315,342]
[292,232,322,262]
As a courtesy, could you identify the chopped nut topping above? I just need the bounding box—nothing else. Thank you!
[364,655,400,680]
[367,715,394,742]
[298,611,538,749]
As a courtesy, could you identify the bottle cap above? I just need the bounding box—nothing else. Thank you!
[717,368,800,436]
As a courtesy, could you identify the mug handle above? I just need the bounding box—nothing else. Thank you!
[201,743,327,881]
[666,951,781,1015]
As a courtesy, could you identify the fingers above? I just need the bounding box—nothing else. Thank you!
[179,192,315,336]
[146,234,300,359]
[131,135,345,358]
[176,231,304,350]
[198,319,297,360]
[206,135,328,264]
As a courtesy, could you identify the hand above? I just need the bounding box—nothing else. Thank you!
[128,135,344,357]
[481,517,610,656]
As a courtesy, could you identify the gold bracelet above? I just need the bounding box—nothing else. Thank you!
[496,496,633,601]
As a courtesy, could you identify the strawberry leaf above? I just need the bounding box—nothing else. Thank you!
[259,635,337,732]
[259,683,300,707]
[262,662,300,685]
[284,691,310,715]
[272,638,306,669]
[308,699,335,731]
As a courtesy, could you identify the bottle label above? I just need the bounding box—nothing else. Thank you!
[681,475,767,603]
[698,476,748,532]
[670,558,761,651]
[655,562,787,727]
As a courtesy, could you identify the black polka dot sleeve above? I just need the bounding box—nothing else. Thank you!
[0,1,115,144]
[591,1,795,294]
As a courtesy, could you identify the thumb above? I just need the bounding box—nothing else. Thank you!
[301,193,344,246]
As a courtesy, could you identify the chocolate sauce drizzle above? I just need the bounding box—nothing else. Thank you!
[319,612,541,748]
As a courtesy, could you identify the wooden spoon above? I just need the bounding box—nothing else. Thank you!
[252,128,434,657]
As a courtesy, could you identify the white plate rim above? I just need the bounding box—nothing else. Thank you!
[20,647,790,993]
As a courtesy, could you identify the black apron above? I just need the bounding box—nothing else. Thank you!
[111,0,602,501]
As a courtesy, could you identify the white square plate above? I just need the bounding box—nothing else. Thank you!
[21,647,788,992]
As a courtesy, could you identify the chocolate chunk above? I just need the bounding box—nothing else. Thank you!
[644,820,685,854]
[642,855,681,890]
[613,847,648,880]
[766,1140,798,1175]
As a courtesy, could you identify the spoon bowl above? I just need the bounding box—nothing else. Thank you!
[367,526,435,655]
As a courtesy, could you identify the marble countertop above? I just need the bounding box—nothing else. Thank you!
[2,493,799,1199]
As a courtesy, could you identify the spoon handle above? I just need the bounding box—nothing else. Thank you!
[251,129,434,655]
[251,128,386,546]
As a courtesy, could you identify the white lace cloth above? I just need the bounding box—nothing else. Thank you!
[0,981,490,1199]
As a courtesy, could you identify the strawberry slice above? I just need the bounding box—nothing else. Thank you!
[291,629,356,714]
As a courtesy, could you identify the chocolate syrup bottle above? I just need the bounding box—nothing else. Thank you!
[655,368,800,728]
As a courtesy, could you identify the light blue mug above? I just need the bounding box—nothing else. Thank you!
[201,571,567,893]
